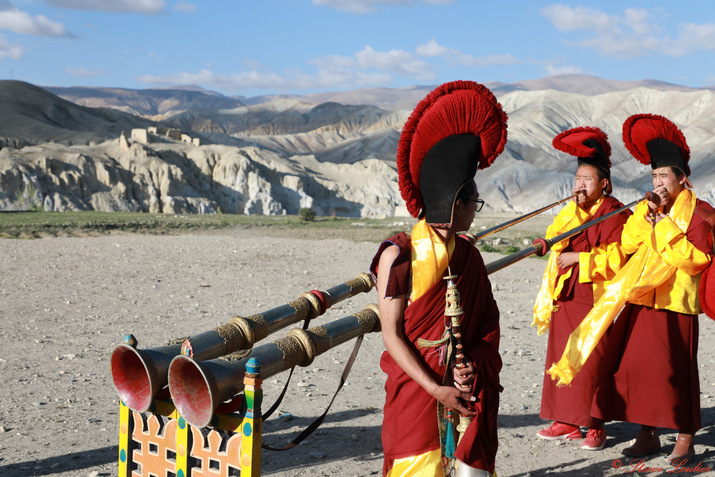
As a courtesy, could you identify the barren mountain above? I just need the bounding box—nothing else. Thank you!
[167,99,401,137]
[1,78,714,218]
[44,85,243,119]
[0,80,155,148]
[46,74,703,114]
[241,74,705,109]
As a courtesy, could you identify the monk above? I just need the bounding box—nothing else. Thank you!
[371,81,507,477]
[590,114,714,465]
[533,127,630,451]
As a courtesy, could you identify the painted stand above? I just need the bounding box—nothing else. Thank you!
[118,358,263,477]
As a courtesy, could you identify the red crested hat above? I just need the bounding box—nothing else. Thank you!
[622,114,691,185]
[396,80,507,226]
[553,127,611,168]
[553,126,612,193]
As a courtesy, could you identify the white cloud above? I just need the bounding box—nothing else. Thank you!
[65,67,107,77]
[541,4,614,33]
[137,69,379,92]
[241,58,267,70]
[665,23,715,57]
[623,8,654,36]
[416,38,448,57]
[544,64,583,76]
[416,39,517,67]
[312,0,453,14]
[0,9,72,37]
[0,34,22,59]
[147,51,163,62]
[541,4,715,58]
[45,0,165,14]
[136,39,522,94]
[136,46,433,93]
[173,1,195,13]
[311,45,435,80]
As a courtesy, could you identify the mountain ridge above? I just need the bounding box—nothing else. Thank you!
[1,77,713,218]
[45,74,711,115]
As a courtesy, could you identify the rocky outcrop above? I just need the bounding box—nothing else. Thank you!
[0,139,400,217]
[1,80,714,217]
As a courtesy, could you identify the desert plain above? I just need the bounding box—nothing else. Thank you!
[1,218,715,477]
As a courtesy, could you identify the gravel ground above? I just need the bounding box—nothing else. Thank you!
[1,227,714,476]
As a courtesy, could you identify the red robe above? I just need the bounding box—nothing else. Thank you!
[591,200,715,431]
[540,196,629,427]
[371,233,501,475]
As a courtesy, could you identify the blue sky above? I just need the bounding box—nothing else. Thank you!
[1,0,714,97]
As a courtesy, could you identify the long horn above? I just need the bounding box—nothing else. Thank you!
[465,193,579,242]
[110,273,374,413]
[180,273,374,361]
[168,304,381,428]
[485,197,643,275]
[111,339,182,413]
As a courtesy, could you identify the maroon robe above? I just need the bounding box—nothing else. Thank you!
[371,233,501,475]
[591,200,715,431]
[540,196,629,428]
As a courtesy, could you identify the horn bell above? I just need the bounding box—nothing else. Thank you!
[168,355,245,429]
[110,342,181,413]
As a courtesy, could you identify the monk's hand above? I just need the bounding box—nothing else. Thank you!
[432,385,476,417]
[646,211,667,226]
[646,189,668,211]
[573,189,587,206]
[556,252,579,269]
[453,361,475,390]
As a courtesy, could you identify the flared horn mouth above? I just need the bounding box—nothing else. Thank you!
[168,355,243,428]
[110,343,179,412]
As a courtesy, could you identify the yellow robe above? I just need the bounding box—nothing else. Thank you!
[532,200,597,334]
[547,190,710,386]
[532,198,628,335]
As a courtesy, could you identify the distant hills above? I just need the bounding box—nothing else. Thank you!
[253,75,704,110]
[0,81,155,148]
[44,74,708,114]
[1,76,713,218]
[44,85,243,119]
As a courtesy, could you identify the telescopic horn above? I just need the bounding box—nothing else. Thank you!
[485,197,643,275]
[168,304,381,428]
[180,273,374,361]
[110,273,374,413]
[464,193,579,242]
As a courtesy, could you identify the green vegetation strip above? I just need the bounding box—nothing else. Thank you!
[0,211,407,241]
[0,211,550,258]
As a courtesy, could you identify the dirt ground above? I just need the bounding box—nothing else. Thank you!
[1,226,714,476]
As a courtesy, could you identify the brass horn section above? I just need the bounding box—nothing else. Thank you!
[110,273,374,413]
[484,197,643,275]
[168,304,380,429]
[463,193,578,243]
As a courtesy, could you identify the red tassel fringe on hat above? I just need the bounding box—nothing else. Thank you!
[622,113,690,167]
[552,126,612,166]
[396,80,508,218]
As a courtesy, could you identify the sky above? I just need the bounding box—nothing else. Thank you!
[1,0,714,98]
